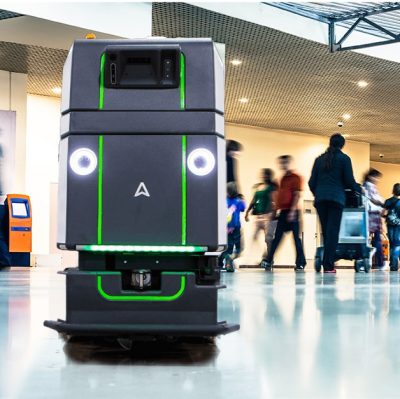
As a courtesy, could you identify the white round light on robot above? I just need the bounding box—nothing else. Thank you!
[69,148,97,176]
[187,148,215,176]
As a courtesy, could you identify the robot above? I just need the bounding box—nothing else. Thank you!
[44,38,239,339]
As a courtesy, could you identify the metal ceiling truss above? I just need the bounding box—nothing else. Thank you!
[267,2,400,52]
[329,3,400,52]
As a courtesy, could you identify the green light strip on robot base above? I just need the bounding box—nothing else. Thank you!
[180,53,185,110]
[182,135,187,245]
[97,135,104,245]
[97,275,186,301]
[81,245,207,252]
[99,53,105,109]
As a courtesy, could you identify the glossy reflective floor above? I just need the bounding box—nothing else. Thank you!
[1,266,400,399]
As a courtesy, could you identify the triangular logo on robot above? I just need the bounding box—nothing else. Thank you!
[134,182,150,197]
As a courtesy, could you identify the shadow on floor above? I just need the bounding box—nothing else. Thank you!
[63,335,220,365]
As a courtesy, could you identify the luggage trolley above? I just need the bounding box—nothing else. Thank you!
[315,190,374,273]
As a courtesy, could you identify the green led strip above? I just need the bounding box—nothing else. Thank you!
[81,245,207,253]
[97,275,186,301]
[97,136,104,245]
[180,53,185,110]
[182,135,187,245]
[99,53,105,109]
[95,52,188,249]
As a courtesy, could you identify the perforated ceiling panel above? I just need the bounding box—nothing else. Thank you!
[0,10,21,20]
[153,3,400,164]
[0,40,67,97]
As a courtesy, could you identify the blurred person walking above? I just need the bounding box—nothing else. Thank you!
[245,168,278,259]
[226,140,242,184]
[363,168,385,270]
[261,155,306,271]
[308,133,361,273]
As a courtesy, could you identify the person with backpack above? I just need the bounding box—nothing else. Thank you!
[245,168,278,259]
[384,183,400,271]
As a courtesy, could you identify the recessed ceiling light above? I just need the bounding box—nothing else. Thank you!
[357,80,368,88]
[230,59,242,66]
[342,113,351,120]
[239,98,249,104]
[52,87,62,95]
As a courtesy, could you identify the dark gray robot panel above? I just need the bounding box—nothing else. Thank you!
[59,135,99,246]
[186,135,225,248]
[101,135,182,245]
[61,39,221,114]
[59,134,225,249]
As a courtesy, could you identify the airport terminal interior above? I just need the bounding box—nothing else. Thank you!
[1,2,400,398]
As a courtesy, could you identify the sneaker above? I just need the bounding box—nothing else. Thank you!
[226,258,235,273]
[390,267,399,272]
[323,269,337,274]
[295,265,306,272]
[261,259,273,271]
[377,265,389,271]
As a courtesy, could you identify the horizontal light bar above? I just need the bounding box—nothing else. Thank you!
[79,245,208,253]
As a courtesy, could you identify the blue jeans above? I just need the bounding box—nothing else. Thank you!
[388,225,400,270]
[219,227,241,267]
[389,245,400,270]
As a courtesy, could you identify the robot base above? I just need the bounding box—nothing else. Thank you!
[44,268,239,339]
[43,320,238,338]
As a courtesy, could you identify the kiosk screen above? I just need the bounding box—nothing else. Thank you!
[12,202,28,218]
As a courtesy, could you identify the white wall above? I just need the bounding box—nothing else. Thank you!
[0,71,27,193]
[226,123,370,265]
[371,161,400,200]
[26,95,60,255]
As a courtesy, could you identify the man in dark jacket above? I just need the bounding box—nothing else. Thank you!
[308,133,361,273]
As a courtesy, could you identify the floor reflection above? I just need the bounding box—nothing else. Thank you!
[1,267,400,398]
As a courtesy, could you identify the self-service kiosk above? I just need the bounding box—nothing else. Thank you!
[0,194,32,267]
[44,38,239,339]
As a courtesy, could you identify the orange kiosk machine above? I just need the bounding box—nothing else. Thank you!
[6,194,32,266]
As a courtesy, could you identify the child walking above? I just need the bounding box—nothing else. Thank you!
[219,182,246,272]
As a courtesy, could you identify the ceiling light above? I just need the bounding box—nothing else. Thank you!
[52,87,62,95]
[342,113,351,120]
[357,80,368,88]
[230,59,242,66]
[239,98,249,104]
[342,134,350,138]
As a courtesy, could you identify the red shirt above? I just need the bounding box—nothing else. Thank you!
[276,172,302,210]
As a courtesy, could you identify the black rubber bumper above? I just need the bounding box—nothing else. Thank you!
[44,319,240,337]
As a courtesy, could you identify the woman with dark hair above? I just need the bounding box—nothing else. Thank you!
[309,133,361,273]
[363,168,385,269]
